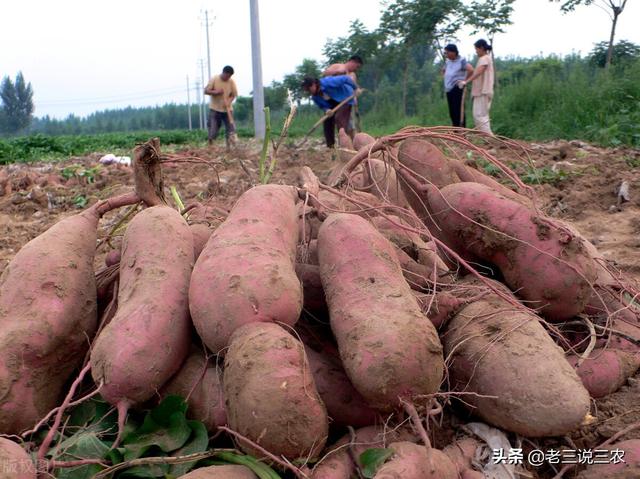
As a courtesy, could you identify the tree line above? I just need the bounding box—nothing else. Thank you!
[1,0,637,138]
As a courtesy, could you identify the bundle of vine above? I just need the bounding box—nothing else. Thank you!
[1,130,639,479]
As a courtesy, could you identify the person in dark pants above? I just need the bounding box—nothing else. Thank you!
[302,75,357,148]
[204,65,238,148]
[442,44,473,127]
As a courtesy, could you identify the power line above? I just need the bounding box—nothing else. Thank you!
[37,86,186,106]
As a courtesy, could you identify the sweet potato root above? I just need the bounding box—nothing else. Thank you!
[428,182,597,320]
[0,195,137,434]
[306,346,378,429]
[224,322,328,461]
[362,158,409,207]
[0,438,36,479]
[311,425,417,479]
[318,213,444,411]
[353,132,375,151]
[91,205,193,428]
[373,442,458,479]
[568,349,640,398]
[161,348,226,431]
[190,185,302,354]
[443,279,591,436]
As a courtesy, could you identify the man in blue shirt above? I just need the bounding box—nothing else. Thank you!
[302,75,357,148]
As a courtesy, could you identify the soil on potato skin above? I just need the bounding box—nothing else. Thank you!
[1,137,639,478]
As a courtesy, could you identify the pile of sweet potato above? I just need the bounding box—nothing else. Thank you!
[1,134,639,479]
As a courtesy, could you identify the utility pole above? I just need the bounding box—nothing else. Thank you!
[186,75,192,131]
[203,10,213,80]
[199,59,207,131]
[249,0,265,139]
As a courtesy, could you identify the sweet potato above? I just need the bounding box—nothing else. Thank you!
[443,437,485,479]
[224,322,328,460]
[412,291,465,329]
[373,442,458,479]
[318,213,444,411]
[190,185,302,354]
[362,158,409,207]
[397,138,459,189]
[449,159,528,204]
[105,248,121,267]
[311,425,417,479]
[428,182,597,320]
[568,349,640,398]
[0,438,36,479]
[443,278,591,437]
[353,132,375,151]
[305,346,378,428]
[0,195,137,434]
[190,223,213,260]
[578,439,640,478]
[179,465,258,479]
[161,348,226,432]
[91,205,193,428]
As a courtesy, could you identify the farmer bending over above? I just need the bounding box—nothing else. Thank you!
[205,65,238,148]
[302,75,358,148]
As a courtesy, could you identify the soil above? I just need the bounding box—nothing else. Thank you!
[1,136,639,478]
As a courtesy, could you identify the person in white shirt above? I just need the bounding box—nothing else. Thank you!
[459,39,495,134]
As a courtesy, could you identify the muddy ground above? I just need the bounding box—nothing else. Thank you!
[1,135,639,477]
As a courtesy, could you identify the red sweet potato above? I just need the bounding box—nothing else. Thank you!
[161,348,226,431]
[311,425,417,479]
[443,437,485,479]
[353,132,375,151]
[190,185,302,355]
[190,223,213,260]
[224,322,328,461]
[105,248,121,267]
[397,138,460,189]
[373,442,458,479]
[449,159,528,204]
[90,205,193,426]
[305,346,378,428]
[428,182,597,320]
[318,213,444,411]
[362,158,409,208]
[0,196,136,434]
[412,291,466,329]
[0,438,36,479]
[578,439,640,478]
[179,465,258,479]
[443,278,591,437]
[568,349,640,398]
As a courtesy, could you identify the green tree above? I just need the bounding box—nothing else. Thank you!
[463,0,516,54]
[551,0,628,69]
[283,58,322,103]
[379,0,461,114]
[589,39,640,67]
[263,80,288,110]
[0,72,34,134]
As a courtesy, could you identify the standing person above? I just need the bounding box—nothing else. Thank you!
[323,55,363,83]
[204,65,238,148]
[302,75,358,148]
[459,39,494,134]
[442,44,473,127]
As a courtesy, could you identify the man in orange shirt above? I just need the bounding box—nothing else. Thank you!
[204,65,238,147]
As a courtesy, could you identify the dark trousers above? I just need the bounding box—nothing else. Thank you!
[208,110,235,141]
[322,100,353,148]
[446,86,466,128]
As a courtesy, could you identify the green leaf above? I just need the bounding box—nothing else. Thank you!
[53,432,110,479]
[122,397,191,461]
[119,464,169,478]
[359,448,394,478]
[168,421,209,477]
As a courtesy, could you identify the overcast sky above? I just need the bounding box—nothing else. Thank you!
[1,0,638,119]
